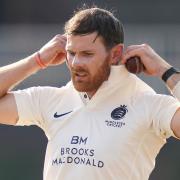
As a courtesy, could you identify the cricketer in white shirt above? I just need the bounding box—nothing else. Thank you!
[13,65,180,180]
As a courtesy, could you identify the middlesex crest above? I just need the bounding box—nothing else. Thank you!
[111,105,128,120]
[105,105,128,128]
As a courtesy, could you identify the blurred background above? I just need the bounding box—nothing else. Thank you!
[0,0,180,179]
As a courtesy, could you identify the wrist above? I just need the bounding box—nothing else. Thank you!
[157,64,172,78]
[161,67,180,84]
[34,52,48,69]
[26,53,41,71]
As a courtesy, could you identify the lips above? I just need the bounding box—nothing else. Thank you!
[74,71,87,77]
[72,71,88,81]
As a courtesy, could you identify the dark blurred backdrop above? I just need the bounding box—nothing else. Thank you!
[0,0,180,180]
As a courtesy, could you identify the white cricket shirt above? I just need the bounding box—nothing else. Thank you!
[14,65,180,180]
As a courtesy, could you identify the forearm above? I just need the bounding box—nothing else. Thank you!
[161,66,180,101]
[167,74,180,101]
[121,44,180,100]
[166,73,180,90]
[0,34,66,98]
[0,53,40,97]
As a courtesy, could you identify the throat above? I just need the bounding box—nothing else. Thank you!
[86,90,97,99]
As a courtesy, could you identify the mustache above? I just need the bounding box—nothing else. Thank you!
[71,67,89,74]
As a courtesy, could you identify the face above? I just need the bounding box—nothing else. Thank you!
[66,32,112,97]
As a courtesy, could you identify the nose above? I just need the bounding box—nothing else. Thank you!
[70,55,83,68]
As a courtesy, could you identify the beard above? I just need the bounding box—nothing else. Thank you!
[70,55,111,94]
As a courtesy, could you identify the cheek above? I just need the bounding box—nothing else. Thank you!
[65,55,75,70]
[88,62,102,78]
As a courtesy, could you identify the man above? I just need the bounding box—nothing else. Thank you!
[0,7,180,180]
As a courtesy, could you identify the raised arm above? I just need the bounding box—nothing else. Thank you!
[0,34,66,125]
[122,44,180,137]
[122,44,180,94]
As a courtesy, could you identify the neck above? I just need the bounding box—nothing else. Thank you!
[86,90,97,99]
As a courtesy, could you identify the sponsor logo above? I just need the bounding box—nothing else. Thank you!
[52,136,104,168]
[105,105,128,128]
[54,111,72,118]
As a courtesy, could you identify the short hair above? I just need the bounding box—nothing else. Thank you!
[64,7,124,49]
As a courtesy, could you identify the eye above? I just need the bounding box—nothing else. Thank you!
[83,52,94,56]
[67,50,75,56]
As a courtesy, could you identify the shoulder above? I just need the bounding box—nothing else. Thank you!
[129,74,155,93]
[13,81,73,97]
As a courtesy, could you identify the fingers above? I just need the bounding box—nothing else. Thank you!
[51,34,67,53]
[122,43,172,77]
[50,34,67,64]
[121,44,148,64]
[38,34,68,66]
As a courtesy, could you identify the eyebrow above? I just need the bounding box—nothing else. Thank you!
[66,49,95,53]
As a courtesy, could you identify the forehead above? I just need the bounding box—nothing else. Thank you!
[66,32,106,51]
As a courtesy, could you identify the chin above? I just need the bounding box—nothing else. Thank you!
[72,82,94,93]
[73,83,88,92]
[74,86,86,92]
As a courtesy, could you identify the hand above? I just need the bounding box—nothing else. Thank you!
[38,34,67,66]
[121,44,171,77]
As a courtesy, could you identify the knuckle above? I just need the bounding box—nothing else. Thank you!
[142,43,149,49]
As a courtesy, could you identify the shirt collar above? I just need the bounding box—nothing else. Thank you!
[78,65,129,104]
[104,65,129,85]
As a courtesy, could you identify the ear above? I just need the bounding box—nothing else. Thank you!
[110,44,124,65]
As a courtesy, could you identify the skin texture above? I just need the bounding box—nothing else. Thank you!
[66,33,112,98]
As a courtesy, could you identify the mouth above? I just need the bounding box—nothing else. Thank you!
[74,71,87,77]
[72,71,89,81]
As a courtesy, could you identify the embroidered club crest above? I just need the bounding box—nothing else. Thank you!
[111,105,128,120]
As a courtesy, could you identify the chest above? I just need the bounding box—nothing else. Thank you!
[46,101,147,164]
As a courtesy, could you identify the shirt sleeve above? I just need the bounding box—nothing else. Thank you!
[146,93,180,138]
[13,87,46,129]
[13,86,66,133]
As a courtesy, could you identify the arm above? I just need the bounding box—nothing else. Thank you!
[166,73,180,91]
[122,44,180,137]
[122,44,180,92]
[0,34,67,125]
[0,54,41,97]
